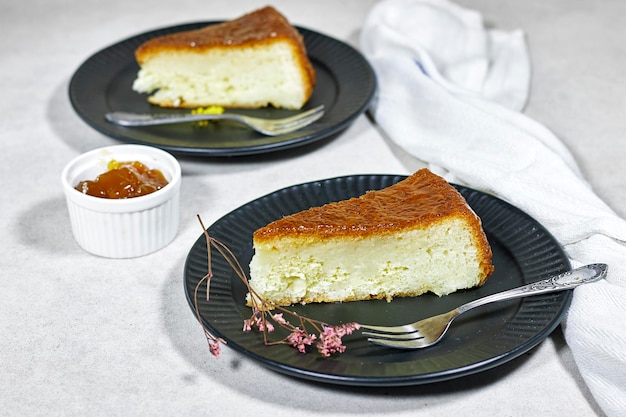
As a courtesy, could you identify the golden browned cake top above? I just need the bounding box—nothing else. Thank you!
[255,169,484,240]
[136,6,310,60]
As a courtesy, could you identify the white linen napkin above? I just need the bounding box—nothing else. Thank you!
[360,0,626,415]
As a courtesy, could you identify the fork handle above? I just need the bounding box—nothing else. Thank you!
[456,263,607,314]
[105,111,240,126]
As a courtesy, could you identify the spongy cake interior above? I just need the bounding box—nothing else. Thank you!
[131,6,316,109]
[133,41,310,109]
[247,169,494,307]
[249,218,486,306]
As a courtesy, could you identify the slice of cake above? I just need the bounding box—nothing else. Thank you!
[132,6,316,109]
[247,169,494,306]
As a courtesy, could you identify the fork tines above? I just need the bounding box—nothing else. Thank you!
[360,325,427,349]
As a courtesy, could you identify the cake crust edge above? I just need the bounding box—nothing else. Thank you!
[133,6,316,109]
[248,169,495,306]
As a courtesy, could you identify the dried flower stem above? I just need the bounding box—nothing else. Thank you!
[194,215,360,358]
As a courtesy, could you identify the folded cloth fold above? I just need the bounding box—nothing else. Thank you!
[361,0,626,415]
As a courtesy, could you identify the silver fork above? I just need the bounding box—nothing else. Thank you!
[105,104,325,136]
[361,263,607,349]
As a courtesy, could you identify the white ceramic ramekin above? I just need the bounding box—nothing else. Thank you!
[61,144,181,258]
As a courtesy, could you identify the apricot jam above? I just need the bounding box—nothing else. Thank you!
[75,160,169,199]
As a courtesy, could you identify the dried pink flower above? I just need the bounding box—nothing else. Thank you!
[194,218,362,359]
[315,323,360,357]
[259,320,274,332]
[338,322,361,336]
[316,326,346,357]
[243,308,277,333]
[209,339,221,357]
[243,319,253,332]
[287,328,317,353]
[272,313,287,325]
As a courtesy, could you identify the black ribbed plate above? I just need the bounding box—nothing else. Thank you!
[183,175,570,386]
[69,22,375,156]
